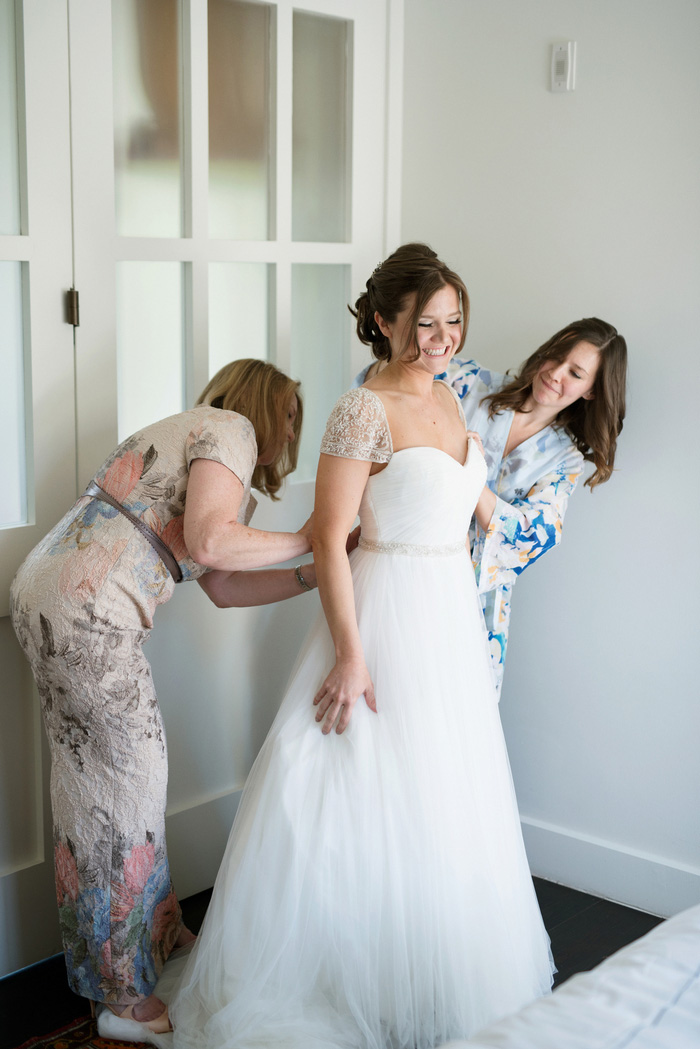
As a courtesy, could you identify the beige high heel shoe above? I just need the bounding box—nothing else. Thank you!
[95,995,173,1047]
[168,924,198,960]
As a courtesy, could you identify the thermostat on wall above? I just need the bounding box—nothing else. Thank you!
[551,41,576,92]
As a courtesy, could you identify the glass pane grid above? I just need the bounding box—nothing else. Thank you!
[209,262,271,377]
[0,0,22,236]
[0,261,28,527]
[208,0,272,240]
[292,12,351,243]
[109,1,359,493]
[291,263,350,482]
[112,0,183,237]
[116,261,185,440]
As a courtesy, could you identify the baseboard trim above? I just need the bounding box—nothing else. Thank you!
[521,816,700,918]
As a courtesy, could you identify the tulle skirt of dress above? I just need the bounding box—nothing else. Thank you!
[170,545,554,1049]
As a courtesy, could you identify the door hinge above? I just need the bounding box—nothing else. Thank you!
[66,288,80,327]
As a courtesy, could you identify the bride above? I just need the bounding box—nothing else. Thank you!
[169,245,555,1049]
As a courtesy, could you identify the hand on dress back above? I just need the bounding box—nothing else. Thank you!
[346,525,361,554]
[297,512,314,550]
[313,657,377,735]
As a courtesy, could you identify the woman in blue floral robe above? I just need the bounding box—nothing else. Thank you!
[439,356,586,693]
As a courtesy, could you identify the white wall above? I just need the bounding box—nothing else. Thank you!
[401,0,700,916]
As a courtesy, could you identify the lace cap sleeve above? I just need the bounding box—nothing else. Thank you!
[320,388,393,463]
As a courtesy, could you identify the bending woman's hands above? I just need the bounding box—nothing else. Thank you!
[346,524,361,554]
[313,657,377,735]
[467,430,484,456]
[297,512,314,545]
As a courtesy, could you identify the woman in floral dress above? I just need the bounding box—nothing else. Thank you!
[10,359,319,1039]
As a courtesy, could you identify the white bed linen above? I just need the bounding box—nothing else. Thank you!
[119,902,700,1049]
[447,902,700,1049]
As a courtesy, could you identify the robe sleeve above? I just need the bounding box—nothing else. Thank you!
[475,445,584,593]
[438,358,483,400]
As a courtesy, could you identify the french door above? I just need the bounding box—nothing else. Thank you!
[0,0,401,977]
[70,0,393,486]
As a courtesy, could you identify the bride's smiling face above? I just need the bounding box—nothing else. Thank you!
[375,284,463,373]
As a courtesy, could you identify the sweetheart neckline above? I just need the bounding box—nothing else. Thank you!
[370,438,480,477]
[357,384,475,470]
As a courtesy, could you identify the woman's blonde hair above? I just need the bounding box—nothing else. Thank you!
[196,359,303,499]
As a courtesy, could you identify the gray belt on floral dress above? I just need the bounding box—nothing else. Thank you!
[83,480,183,583]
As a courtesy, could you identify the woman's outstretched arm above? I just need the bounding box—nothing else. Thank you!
[197,562,316,607]
[183,458,312,570]
[311,453,376,735]
[197,526,360,607]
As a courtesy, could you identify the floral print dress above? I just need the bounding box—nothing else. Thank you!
[10,406,257,1004]
[353,361,584,695]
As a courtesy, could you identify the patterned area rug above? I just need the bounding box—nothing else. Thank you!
[16,1015,149,1049]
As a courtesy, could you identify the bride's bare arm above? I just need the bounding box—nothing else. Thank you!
[312,452,377,734]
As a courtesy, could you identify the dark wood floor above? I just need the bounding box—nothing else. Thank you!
[0,878,662,1049]
[533,878,661,986]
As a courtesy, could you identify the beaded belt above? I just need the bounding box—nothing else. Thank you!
[358,536,465,557]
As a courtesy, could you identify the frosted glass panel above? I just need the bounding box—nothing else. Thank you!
[0,263,27,527]
[0,0,21,235]
[116,262,184,440]
[209,263,270,377]
[208,0,271,240]
[112,0,182,237]
[291,265,349,481]
[292,13,351,243]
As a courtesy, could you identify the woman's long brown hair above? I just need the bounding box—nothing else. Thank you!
[485,318,627,488]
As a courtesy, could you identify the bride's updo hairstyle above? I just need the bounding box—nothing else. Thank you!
[197,358,303,499]
[350,243,470,363]
[485,318,627,489]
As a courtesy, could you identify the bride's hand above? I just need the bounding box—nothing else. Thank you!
[313,658,377,735]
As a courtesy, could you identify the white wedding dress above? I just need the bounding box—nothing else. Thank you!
[170,387,555,1049]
